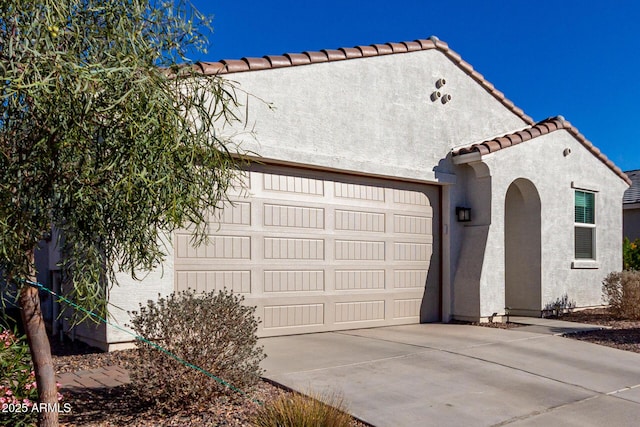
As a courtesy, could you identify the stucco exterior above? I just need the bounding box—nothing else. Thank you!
[624,206,640,241]
[623,170,640,241]
[454,130,627,319]
[220,48,528,183]
[39,38,629,350]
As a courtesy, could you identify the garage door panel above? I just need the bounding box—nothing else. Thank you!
[263,303,325,329]
[394,298,422,319]
[175,270,252,294]
[263,203,325,229]
[334,181,385,202]
[393,269,428,288]
[262,171,324,195]
[264,237,325,260]
[335,239,385,260]
[334,269,386,290]
[264,270,325,292]
[335,209,385,232]
[175,165,440,336]
[175,234,251,259]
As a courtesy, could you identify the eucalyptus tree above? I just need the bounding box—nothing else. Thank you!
[0,1,243,425]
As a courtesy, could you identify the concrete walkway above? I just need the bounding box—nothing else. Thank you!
[261,320,640,427]
[57,366,130,391]
[509,316,610,335]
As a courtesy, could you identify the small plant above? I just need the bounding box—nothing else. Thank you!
[253,391,353,427]
[128,289,265,411]
[0,327,63,427]
[543,294,576,318]
[623,237,640,271]
[602,270,640,319]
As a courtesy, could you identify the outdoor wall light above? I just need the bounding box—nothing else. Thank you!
[456,207,471,222]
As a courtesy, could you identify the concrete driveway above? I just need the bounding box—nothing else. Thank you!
[260,323,640,426]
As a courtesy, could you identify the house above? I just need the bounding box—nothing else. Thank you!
[56,37,630,350]
[623,170,640,241]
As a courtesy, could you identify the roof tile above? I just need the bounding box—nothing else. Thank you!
[356,45,378,57]
[322,49,346,61]
[387,42,408,53]
[243,57,270,70]
[220,59,250,73]
[431,38,449,50]
[303,51,329,63]
[444,49,463,63]
[453,117,631,185]
[415,38,436,49]
[506,133,523,145]
[371,43,393,55]
[403,41,422,51]
[502,98,515,109]
[476,144,491,156]
[265,55,291,68]
[285,53,311,66]
[196,61,225,74]
[623,170,640,204]
[493,136,511,148]
[339,47,362,59]
[528,127,542,138]
[484,140,502,152]
[457,60,474,74]
[492,89,505,101]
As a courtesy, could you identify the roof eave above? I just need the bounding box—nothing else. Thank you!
[452,151,484,165]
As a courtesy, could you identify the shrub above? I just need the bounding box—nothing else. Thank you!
[128,289,265,411]
[624,237,640,271]
[602,270,640,319]
[0,327,63,427]
[253,391,352,427]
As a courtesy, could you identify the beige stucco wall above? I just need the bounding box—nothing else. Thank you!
[453,130,627,319]
[220,49,528,182]
[103,239,175,349]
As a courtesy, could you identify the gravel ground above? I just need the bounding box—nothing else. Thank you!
[463,308,640,353]
[52,340,368,426]
[554,308,640,353]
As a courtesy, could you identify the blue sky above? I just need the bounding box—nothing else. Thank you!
[189,0,640,172]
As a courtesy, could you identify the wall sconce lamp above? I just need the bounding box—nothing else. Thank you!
[456,207,471,222]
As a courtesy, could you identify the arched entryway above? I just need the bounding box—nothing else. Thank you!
[504,179,542,316]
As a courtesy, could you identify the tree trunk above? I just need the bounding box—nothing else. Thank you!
[19,251,59,427]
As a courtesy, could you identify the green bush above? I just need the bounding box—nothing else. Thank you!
[253,391,352,427]
[602,270,640,319]
[0,327,63,427]
[128,289,265,411]
[624,237,640,271]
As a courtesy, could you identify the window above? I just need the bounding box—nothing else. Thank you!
[574,190,595,259]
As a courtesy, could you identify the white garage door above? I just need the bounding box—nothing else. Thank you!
[174,164,440,337]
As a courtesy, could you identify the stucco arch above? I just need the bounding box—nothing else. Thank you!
[504,178,542,316]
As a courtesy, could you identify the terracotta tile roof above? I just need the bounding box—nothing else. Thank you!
[453,117,632,186]
[194,36,534,126]
[624,170,640,204]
